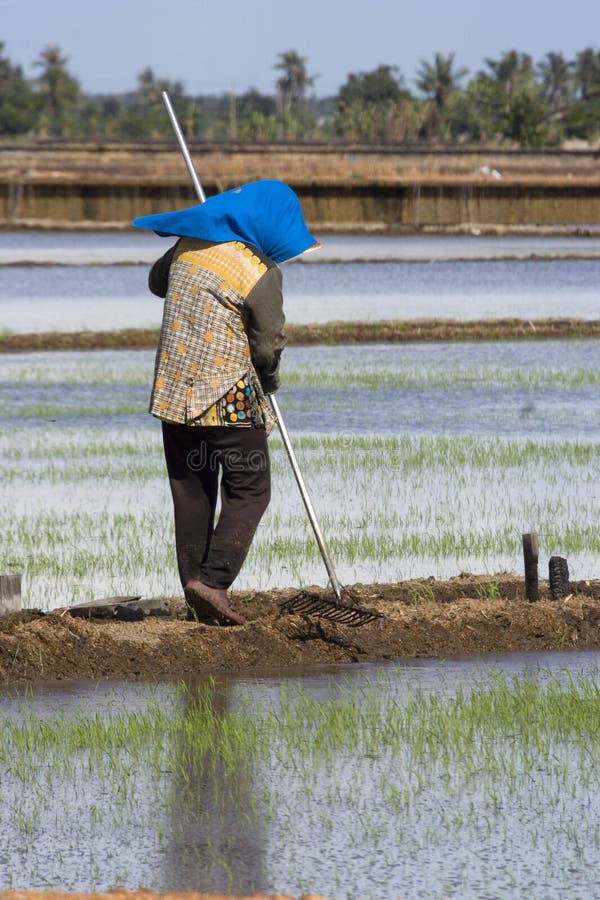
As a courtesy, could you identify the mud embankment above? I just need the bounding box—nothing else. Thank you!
[2,180,599,231]
[1,318,599,354]
[2,576,600,688]
[1,145,600,230]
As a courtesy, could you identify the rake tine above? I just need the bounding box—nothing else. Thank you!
[302,601,332,616]
[320,606,379,627]
[279,591,382,628]
[329,608,374,626]
[282,591,345,612]
[280,595,325,615]
[351,612,381,626]
[324,607,357,623]
[286,594,337,614]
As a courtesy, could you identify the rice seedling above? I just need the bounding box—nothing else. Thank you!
[476,580,502,600]
[0,344,597,606]
[282,364,600,392]
[2,670,600,896]
[0,422,597,605]
[407,580,437,604]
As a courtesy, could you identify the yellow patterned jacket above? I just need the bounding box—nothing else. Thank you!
[148,237,285,434]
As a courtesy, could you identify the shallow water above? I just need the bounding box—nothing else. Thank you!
[3,648,599,716]
[1,230,600,265]
[0,341,598,603]
[2,651,600,898]
[1,232,599,333]
[1,257,599,332]
[0,236,598,600]
[1,234,599,898]
[1,342,598,440]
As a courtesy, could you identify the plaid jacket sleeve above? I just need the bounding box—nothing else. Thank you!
[245,265,286,393]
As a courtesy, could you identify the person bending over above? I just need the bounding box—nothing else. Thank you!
[133,180,319,625]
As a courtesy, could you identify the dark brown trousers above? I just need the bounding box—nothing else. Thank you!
[162,423,271,589]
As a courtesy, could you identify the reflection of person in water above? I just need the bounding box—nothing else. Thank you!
[162,679,267,894]
[133,181,319,626]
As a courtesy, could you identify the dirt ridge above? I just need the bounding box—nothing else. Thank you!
[1,318,599,354]
[2,576,600,689]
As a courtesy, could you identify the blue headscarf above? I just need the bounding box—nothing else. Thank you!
[132,180,319,264]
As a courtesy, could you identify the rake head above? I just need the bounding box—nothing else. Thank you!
[279,588,383,628]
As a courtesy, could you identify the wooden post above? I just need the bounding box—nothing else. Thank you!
[0,575,22,616]
[522,533,539,602]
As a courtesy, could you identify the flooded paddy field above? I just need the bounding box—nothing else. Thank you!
[2,230,600,266]
[1,247,600,333]
[0,231,599,899]
[0,341,598,608]
[2,653,600,898]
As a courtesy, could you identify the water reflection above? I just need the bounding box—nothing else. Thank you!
[3,652,600,898]
[163,678,267,895]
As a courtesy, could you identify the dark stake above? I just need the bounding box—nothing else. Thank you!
[522,532,539,602]
[549,556,571,600]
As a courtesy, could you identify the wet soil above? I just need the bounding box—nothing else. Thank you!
[1,318,599,355]
[2,576,600,689]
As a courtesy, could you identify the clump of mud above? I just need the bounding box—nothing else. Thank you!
[1,575,599,688]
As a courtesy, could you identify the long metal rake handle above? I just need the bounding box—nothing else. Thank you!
[162,92,344,604]
[268,394,343,601]
[163,93,206,203]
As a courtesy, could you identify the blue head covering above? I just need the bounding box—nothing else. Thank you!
[132,179,319,264]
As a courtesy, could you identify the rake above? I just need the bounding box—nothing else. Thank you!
[269,397,381,628]
[162,93,381,628]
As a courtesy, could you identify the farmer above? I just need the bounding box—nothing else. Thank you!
[133,180,319,626]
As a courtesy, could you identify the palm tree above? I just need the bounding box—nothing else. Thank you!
[416,52,467,140]
[273,50,314,114]
[416,52,467,109]
[536,52,573,110]
[574,47,600,101]
[482,51,546,145]
[484,50,534,101]
[34,45,80,135]
[0,42,36,134]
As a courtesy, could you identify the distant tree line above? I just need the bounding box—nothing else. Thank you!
[1,43,599,146]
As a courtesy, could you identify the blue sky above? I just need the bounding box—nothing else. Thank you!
[1,0,599,96]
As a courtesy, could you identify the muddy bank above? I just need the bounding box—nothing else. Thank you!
[3,180,600,231]
[1,318,599,355]
[2,576,600,689]
[3,144,600,230]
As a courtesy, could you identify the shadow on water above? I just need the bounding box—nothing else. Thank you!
[161,677,267,895]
